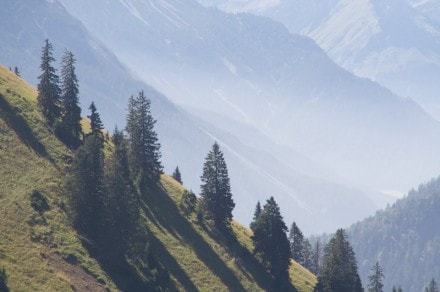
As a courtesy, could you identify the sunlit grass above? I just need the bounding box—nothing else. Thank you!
[0,64,316,291]
[0,65,116,291]
[148,175,317,291]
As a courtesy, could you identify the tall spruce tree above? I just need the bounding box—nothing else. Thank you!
[314,229,363,292]
[426,279,440,292]
[200,142,235,230]
[250,201,262,231]
[69,105,105,237]
[88,102,104,136]
[37,39,61,124]
[252,197,291,286]
[311,239,322,276]
[368,261,384,292]
[126,91,162,182]
[104,127,140,247]
[302,238,313,270]
[289,222,304,264]
[172,166,182,184]
[59,50,82,148]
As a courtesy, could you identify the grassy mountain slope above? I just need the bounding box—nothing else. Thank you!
[145,176,317,291]
[0,65,316,291]
[0,65,115,290]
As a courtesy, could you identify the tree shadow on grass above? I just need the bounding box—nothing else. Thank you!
[80,237,165,292]
[140,183,247,292]
[148,232,197,291]
[204,227,297,292]
[0,93,49,159]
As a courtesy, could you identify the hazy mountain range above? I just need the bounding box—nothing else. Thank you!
[0,0,379,235]
[3,0,440,235]
[61,1,440,197]
[203,0,440,121]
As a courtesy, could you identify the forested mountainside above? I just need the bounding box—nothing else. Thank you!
[0,65,316,291]
[349,177,440,291]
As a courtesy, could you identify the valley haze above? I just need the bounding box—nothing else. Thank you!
[2,0,440,236]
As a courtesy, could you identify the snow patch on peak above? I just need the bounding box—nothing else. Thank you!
[310,0,381,65]
[413,15,440,36]
[223,57,237,75]
[355,46,429,79]
[409,0,436,8]
[119,0,150,26]
[148,0,189,28]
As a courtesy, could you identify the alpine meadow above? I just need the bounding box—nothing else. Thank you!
[1,0,440,291]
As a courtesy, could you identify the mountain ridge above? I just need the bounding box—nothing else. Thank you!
[208,0,440,121]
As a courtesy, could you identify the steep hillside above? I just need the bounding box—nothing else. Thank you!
[348,176,440,291]
[0,66,116,290]
[0,65,316,291]
[144,176,317,291]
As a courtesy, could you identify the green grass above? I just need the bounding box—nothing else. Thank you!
[145,175,317,291]
[0,65,115,291]
[0,64,317,291]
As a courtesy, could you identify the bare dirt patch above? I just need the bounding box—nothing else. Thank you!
[41,248,107,292]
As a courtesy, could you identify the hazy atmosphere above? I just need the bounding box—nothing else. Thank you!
[1,0,439,291]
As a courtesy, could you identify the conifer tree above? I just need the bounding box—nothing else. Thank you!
[126,91,162,182]
[426,279,440,292]
[59,50,82,148]
[37,39,61,124]
[289,222,304,264]
[302,238,313,270]
[104,127,140,246]
[200,142,235,230]
[368,261,384,292]
[252,197,291,285]
[392,286,402,292]
[250,201,261,231]
[172,166,182,184]
[69,106,105,237]
[14,66,20,77]
[311,239,322,276]
[314,229,363,292]
[88,102,104,137]
[0,267,9,292]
